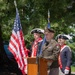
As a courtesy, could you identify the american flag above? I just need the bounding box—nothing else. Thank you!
[8,8,28,75]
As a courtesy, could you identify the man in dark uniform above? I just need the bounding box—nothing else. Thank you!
[57,34,72,75]
[38,27,60,75]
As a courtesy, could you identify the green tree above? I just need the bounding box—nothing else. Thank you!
[0,0,75,45]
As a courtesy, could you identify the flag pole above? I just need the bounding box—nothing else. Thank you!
[48,9,50,23]
[14,0,18,13]
[14,0,19,18]
[14,0,17,9]
[47,9,50,29]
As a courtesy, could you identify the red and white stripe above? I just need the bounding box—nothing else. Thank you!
[8,29,28,75]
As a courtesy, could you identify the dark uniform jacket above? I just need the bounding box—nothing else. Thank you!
[38,39,60,68]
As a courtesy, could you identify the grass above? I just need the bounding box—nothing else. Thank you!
[71,66,75,72]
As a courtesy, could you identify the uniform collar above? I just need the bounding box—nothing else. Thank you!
[61,44,66,49]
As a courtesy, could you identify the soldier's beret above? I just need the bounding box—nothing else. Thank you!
[44,27,55,33]
[30,28,44,34]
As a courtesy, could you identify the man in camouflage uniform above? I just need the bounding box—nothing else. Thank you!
[40,27,60,75]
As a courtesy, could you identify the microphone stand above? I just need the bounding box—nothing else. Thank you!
[36,43,40,75]
[36,56,40,75]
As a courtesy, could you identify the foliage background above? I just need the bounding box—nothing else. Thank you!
[0,0,75,51]
[0,0,75,73]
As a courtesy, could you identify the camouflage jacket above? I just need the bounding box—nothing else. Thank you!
[41,39,60,68]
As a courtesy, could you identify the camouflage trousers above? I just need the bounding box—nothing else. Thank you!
[48,68,59,75]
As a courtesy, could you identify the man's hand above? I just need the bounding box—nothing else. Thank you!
[64,69,69,74]
[37,55,42,58]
